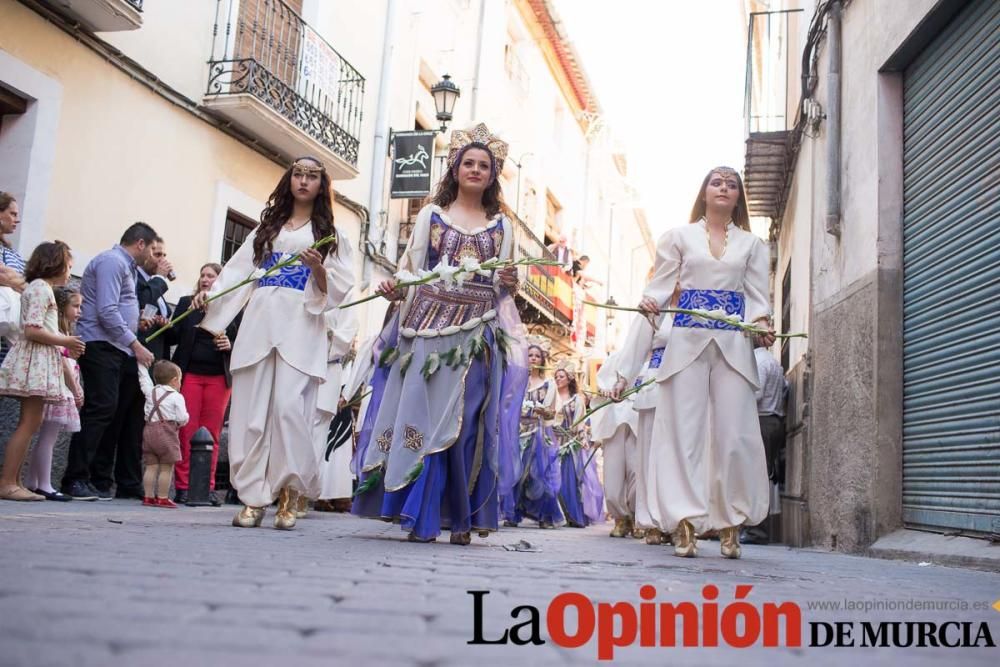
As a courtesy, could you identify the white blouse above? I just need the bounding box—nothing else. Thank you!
[618,220,771,389]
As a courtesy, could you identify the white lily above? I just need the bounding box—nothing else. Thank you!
[459,257,482,274]
[431,255,463,289]
[394,269,421,283]
[250,268,269,280]
[693,308,743,326]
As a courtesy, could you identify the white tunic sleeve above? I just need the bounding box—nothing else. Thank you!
[200,229,259,335]
[305,234,355,315]
[642,228,682,308]
[743,237,772,324]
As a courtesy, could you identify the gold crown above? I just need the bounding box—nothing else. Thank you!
[554,358,578,375]
[447,123,509,172]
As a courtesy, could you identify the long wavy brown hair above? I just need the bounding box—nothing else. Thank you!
[431,145,509,218]
[689,167,751,231]
[253,156,338,265]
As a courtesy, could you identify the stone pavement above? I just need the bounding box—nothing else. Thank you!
[0,500,997,666]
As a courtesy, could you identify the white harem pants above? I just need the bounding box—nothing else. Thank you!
[602,424,638,521]
[649,341,769,533]
[228,350,320,507]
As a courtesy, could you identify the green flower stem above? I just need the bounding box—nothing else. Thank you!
[583,300,808,339]
[145,234,337,343]
[338,257,562,310]
[570,378,656,430]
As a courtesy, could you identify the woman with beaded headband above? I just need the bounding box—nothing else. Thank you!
[193,156,354,530]
[509,342,563,528]
[352,123,529,544]
[552,362,599,527]
[610,166,774,558]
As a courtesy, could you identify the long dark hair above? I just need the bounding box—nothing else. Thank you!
[689,167,751,231]
[431,145,509,218]
[253,156,337,265]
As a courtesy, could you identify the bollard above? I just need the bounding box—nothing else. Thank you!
[186,427,215,506]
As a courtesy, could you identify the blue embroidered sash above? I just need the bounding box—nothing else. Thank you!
[257,252,311,291]
[633,346,665,388]
[673,289,745,331]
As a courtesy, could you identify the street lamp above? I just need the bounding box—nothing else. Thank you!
[605,296,618,324]
[512,152,533,218]
[431,74,461,133]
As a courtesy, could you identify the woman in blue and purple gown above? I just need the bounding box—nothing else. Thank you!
[352,124,528,544]
[510,344,563,528]
[554,366,602,527]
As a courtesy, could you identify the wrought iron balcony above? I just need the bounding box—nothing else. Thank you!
[42,0,143,31]
[204,0,365,178]
[510,212,572,328]
[743,9,803,219]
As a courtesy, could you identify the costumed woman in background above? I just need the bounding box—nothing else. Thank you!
[352,124,528,545]
[307,249,359,516]
[553,363,593,527]
[614,166,773,558]
[195,156,354,530]
[510,342,563,528]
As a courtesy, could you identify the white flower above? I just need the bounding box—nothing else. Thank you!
[460,257,482,274]
[431,255,462,289]
[693,308,744,327]
[250,268,268,280]
[394,269,421,283]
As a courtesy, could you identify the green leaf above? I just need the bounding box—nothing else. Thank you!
[403,461,424,486]
[353,469,383,498]
[398,351,414,378]
[421,352,441,380]
[378,346,399,368]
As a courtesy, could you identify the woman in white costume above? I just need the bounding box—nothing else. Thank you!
[612,166,774,558]
[195,156,354,530]
[309,294,360,511]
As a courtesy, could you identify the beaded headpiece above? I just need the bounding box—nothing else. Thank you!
[291,158,326,175]
[709,166,739,179]
[447,123,509,174]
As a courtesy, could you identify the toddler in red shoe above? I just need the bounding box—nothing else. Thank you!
[137,360,189,507]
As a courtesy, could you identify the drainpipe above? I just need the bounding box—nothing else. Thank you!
[361,0,398,291]
[469,0,487,119]
[825,0,842,237]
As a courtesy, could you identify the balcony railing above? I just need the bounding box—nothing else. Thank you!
[206,0,365,171]
[510,212,572,327]
[743,9,803,219]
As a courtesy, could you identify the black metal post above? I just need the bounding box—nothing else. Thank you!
[186,427,215,507]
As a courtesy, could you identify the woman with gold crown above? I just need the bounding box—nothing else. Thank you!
[509,340,564,528]
[351,124,529,544]
[194,156,354,530]
[553,360,599,527]
[611,166,774,558]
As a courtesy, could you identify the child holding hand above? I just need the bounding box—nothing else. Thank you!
[137,360,188,507]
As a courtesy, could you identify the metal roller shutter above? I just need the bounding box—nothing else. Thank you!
[902,0,1000,535]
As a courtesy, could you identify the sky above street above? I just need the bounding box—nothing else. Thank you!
[555,0,748,236]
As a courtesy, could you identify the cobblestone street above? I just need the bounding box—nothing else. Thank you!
[1,501,997,666]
